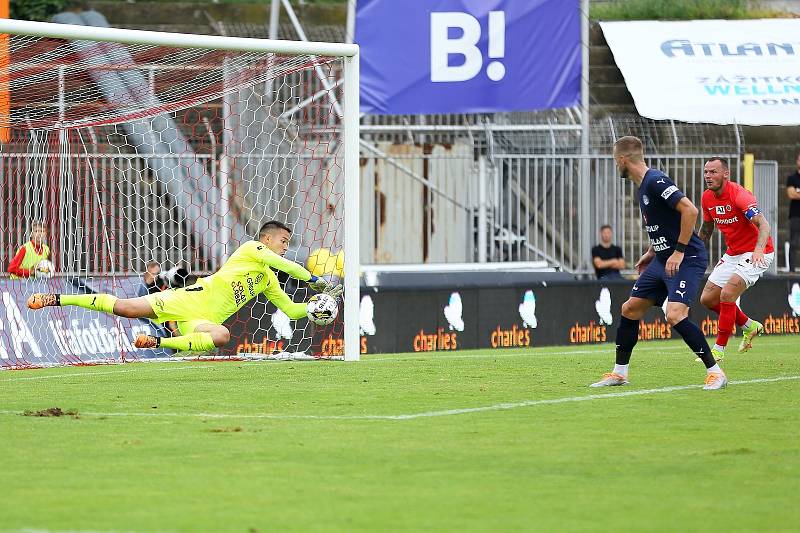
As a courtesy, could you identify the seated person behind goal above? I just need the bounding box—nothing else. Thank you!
[591,224,625,279]
[8,221,50,279]
[28,221,342,352]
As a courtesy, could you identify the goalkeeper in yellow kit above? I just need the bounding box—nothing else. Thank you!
[27,221,342,352]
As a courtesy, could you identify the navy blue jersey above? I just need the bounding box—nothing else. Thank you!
[638,169,705,261]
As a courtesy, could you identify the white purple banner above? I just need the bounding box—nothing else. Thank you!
[356,0,581,115]
[601,19,800,126]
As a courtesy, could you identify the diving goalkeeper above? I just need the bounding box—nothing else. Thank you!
[27,221,342,352]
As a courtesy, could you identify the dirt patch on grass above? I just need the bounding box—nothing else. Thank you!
[712,447,754,456]
[23,407,80,419]
[208,426,243,433]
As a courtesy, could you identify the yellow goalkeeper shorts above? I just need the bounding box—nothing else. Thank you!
[144,285,218,335]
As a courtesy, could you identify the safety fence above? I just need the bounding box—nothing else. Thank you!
[3,148,778,277]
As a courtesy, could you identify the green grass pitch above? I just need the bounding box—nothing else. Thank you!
[1,336,798,532]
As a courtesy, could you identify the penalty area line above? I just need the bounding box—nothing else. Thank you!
[1,375,797,421]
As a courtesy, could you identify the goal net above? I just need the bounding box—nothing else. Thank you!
[0,17,360,368]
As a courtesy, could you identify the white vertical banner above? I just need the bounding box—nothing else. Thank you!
[600,19,800,126]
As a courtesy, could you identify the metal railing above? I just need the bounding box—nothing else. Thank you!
[2,150,769,277]
[1,119,757,277]
[754,160,780,274]
[488,154,741,273]
[0,152,217,276]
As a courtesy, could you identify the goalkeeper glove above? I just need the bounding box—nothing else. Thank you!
[308,275,330,293]
[323,283,343,300]
[308,276,343,300]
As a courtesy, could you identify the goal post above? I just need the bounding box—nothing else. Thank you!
[0,18,361,365]
[342,51,360,363]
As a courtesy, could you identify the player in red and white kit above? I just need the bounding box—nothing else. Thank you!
[698,157,773,361]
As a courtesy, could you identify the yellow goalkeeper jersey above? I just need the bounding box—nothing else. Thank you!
[146,240,312,327]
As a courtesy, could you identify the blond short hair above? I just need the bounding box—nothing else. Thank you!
[613,136,644,162]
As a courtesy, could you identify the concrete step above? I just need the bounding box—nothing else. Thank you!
[85,1,213,26]
[590,45,616,66]
[591,84,634,105]
[114,23,215,34]
[590,104,639,118]
[590,65,625,84]
[86,1,346,26]
[742,125,800,145]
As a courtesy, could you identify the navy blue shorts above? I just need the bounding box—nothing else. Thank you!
[631,255,707,306]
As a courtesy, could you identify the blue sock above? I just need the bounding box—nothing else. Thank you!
[673,318,715,368]
[615,316,640,365]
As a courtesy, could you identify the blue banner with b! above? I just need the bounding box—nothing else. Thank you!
[355,0,581,115]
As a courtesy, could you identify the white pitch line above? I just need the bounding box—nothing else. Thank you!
[2,375,797,421]
[10,529,156,533]
[0,364,214,382]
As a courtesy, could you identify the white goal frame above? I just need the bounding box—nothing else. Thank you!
[0,19,362,362]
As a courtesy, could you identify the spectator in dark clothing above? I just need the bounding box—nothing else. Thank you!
[592,224,625,279]
[137,261,166,297]
[787,154,800,273]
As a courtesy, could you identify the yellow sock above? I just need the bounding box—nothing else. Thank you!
[160,332,216,352]
[60,293,118,314]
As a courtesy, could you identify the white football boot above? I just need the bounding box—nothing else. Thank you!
[589,373,629,387]
[703,372,728,390]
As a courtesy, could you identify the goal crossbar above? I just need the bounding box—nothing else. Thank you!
[0,19,359,57]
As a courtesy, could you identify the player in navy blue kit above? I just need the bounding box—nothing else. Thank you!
[590,136,727,390]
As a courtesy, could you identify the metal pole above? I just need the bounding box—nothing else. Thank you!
[579,0,591,275]
[478,156,487,263]
[203,117,226,266]
[345,0,356,44]
[280,0,344,117]
[269,0,280,40]
[343,50,360,362]
[220,59,233,257]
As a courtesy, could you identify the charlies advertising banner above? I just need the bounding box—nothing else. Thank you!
[356,0,581,114]
[4,277,798,363]
[600,19,800,125]
[227,278,800,356]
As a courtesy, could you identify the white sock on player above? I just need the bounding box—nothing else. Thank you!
[707,363,723,375]
[613,364,629,377]
[713,343,725,352]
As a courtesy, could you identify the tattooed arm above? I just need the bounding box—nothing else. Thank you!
[698,220,715,250]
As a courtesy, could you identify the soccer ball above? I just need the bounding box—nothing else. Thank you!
[34,259,55,279]
[306,293,339,326]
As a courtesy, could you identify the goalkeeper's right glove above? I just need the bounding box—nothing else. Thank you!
[308,276,343,300]
[323,283,343,300]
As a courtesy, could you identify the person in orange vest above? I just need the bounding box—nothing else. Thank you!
[8,221,51,279]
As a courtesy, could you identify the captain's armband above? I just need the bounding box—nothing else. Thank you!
[744,206,761,220]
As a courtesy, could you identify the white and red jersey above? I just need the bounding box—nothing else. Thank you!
[702,180,774,255]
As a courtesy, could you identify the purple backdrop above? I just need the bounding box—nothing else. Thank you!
[356,0,581,114]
